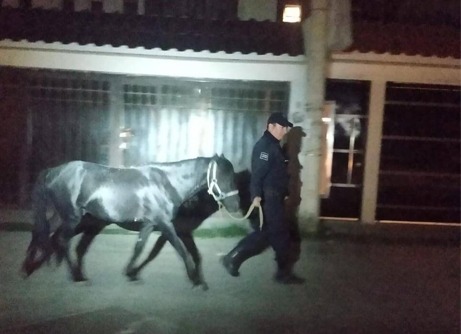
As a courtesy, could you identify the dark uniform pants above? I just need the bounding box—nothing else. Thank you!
[236,190,294,266]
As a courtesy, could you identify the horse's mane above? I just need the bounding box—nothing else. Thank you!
[142,154,227,168]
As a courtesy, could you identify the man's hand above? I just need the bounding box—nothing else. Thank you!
[252,196,262,207]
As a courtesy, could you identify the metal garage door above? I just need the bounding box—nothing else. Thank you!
[120,77,288,172]
[0,67,289,207]
[378,83,460,224]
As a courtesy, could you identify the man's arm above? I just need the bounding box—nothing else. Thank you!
[250,143,271,201]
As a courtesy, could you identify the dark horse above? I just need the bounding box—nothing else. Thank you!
[22,155,240,289]
[58,170,255,290]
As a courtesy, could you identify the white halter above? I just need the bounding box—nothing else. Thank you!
[206,160,239,202]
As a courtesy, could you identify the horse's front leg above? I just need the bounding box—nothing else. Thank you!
[125,224,153,281]
[180,232,208,291]
[129,234,168,278]
[158,222,200,288]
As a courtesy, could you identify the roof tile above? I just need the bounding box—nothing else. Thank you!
[0,8,458,59]
[0,8,304,56]
[346,21,460,59]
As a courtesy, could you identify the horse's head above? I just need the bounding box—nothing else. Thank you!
[21,232,52,278]
[207,154,240,213]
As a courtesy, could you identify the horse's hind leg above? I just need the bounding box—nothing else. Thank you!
[51,225,84,281]
[54,226,79,281]
[50,226,65,265]
[125,224,153,281]
[51,214,84,282]
[74,218,106,282]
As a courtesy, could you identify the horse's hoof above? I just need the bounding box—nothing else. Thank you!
[126,270,141,282]
[191,282,208,291]
[72,275,89,283]
[73,277,88,283]
[128,277,144,284]
[72,271,87,282]
[190,278,208,291]
[20,269,31,279]
[74,280,91,287]
[126,274,138,281]
[126,267,144,283]
[21,263,35,278]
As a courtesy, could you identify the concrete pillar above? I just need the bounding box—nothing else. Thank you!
[361,80,386,224]
[297,0,330,233]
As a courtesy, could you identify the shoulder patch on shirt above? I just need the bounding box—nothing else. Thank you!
[259,152,269,161]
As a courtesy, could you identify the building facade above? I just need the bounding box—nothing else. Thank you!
[0,0,459,231]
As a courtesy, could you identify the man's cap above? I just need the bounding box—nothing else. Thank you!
[267,112,293,128]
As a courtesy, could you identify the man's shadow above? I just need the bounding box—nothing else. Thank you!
[283,126,306,262]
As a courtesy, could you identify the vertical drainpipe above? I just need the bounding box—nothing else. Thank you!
[297,0,329,234]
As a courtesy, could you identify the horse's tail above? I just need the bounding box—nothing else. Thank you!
[22,169,53,277]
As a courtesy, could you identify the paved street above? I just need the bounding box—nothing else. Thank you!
[0,231,459,334]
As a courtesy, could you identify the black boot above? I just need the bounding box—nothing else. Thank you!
[221,255,239,277]
[221,233,268,277]
[221,242,263,277]
[274,262,305,285]
[221,245,247,277]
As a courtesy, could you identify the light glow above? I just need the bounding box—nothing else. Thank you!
[188,110,215,158]
[283,5,301,23]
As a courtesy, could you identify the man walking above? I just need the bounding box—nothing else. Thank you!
[221,112,304,284]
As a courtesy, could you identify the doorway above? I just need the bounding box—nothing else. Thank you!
[320,79,370,220]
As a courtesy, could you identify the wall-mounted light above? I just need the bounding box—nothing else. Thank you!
[283,5,301,23]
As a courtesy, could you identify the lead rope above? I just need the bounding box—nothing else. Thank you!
[218,201,264,230]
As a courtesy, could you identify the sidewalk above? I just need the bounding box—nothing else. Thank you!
[1,208,459,245]
[318,220,460,246]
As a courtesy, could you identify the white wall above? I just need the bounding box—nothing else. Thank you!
[0,41,306,81]
[238,0,277,21]
[328,53,460,85]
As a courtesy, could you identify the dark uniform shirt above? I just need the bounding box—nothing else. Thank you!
[250,130,289,200]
